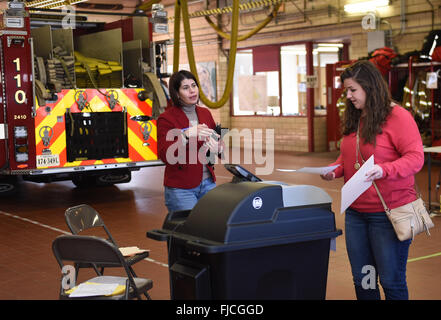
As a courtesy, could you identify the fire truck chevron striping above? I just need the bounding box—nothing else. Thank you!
[34,88,158,169]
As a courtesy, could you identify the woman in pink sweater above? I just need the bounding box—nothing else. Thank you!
[322,60,424,300]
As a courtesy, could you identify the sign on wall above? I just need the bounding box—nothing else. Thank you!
[238,74,267,112]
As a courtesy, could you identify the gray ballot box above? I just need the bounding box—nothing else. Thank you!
[148,171,342,300]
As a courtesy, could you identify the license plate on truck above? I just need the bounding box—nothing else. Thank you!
[36,154,60,167]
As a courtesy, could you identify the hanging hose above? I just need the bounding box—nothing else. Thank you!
[180,0,240,109]
[204,3,281,42]
[173,0,181,74]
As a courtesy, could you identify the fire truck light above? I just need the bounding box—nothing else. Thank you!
[14,126,28,139]
[15,145,28,154]
[15,144,29,162]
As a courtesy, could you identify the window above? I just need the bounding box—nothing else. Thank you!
[233,50,254,115]
[232,43,341,116]
[281,44,306,116]
[313,48,340,115]
[256,71,279,116]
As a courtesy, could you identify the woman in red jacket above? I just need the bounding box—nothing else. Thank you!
[321,60,424,300]
[157,70,222,213]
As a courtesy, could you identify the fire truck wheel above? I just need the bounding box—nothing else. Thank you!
[96,172,131,186]
[72,175,97,188]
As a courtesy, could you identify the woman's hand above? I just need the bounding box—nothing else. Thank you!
[204,136,222,153]
[321,171,335,181]
[365,164,383,181]
[185,124,218,141]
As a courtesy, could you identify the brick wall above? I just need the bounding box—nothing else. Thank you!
[153,0,440,153]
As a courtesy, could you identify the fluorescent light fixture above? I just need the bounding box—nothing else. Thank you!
[280,43,342,55]
[318,43,344,48]
[344,0,389,14]
[314,47,340,53]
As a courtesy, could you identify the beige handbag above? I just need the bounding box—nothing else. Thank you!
[356,126,434,241]
[372,182,434,241]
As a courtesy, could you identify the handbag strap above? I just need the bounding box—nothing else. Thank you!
[356,123,391,215]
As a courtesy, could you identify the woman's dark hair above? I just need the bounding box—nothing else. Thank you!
[340,60,392,144]
[168,70,199,107]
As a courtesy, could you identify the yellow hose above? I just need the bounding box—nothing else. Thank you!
[181,0,240,109]
[204,3,281,42]
[173,0,181,73]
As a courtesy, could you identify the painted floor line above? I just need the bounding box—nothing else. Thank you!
[408,252,441,263]
[0,211,71,235]
[0,210,169,268]
[5,209,437,266]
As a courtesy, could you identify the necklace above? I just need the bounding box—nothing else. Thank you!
[355,121,361,170]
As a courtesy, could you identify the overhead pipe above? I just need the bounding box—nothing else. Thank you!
[203,3,281,42]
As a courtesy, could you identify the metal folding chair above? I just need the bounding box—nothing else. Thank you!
[52,235,153,300]
[64,204,149,277]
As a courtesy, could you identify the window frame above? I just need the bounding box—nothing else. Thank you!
[231,41,344,118]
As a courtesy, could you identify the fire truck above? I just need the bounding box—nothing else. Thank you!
[0,1,168,195]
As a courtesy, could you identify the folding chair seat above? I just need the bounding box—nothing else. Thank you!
[64,204,149,278]
[52,235,153,300]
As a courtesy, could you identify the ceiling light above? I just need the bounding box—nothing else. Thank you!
[318,43,344,48]
[344,0,389,14]
[314,47,340,53]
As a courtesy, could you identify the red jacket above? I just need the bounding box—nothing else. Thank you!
[157,105,216,188]
[331,105,424,212]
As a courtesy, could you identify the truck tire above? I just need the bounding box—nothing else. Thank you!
[72,175,97,188]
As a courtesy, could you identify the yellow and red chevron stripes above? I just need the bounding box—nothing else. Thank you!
[34,88,158,169]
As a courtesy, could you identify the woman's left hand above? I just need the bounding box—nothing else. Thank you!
[365,164,383,181]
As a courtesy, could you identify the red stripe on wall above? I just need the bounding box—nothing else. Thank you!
[253,46,280,72]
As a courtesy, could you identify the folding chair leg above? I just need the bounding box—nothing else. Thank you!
[74,264,80,280]
[129,266,138,278]
[128,266,151,299]
[93,264,103,276]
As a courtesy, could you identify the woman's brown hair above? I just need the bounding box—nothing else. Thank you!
[340,60,392,144]
[168,70,199,107]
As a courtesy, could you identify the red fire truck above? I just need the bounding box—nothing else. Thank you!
[0,1,168,195]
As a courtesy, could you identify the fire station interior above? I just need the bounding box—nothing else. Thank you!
[1,0,441,303]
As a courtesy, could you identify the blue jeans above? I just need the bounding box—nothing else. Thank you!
[164,178,216,213]
[345,208,412,300]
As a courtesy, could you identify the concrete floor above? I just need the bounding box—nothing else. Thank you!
[0,150,440,300]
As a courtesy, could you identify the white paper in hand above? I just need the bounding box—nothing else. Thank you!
[297,164,340,175]
[276,164,340,175]
[340,155,374,214]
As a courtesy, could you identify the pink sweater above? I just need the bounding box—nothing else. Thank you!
[332,105,424,212]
